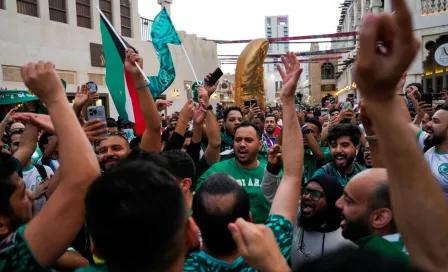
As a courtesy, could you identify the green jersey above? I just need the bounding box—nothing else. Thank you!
[0,225,48,272]
[197,158,271,224]
[184,214,293,271]
[312,162,364,187]
[356,235,410,265]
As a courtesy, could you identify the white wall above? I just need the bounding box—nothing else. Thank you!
[0,0,219,117]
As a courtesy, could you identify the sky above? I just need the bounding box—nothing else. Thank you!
[138,0,344,73]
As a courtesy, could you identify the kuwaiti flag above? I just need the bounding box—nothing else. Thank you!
[99,12,145,135]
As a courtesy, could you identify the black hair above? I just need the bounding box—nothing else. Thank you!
[327,123,361,147]
[369,182,396,232]
[129,135,142,150]
[162,150,196,192]
[106,118,117,128]
[1,134,8,145]
[234,121,262,140]
[305,117,322,133]
[7,130,23,145]
[253,114,265,122]
[193,173,250,256]
[329,108,340,116]
[223,106,242,122]
[216,114,224,120]
[298,245,421,272]
[0,153,19,217]
[38,132,53,153]
[265,113,278,122]
[161,126,175,143]
[85,155,185,272]
[406,83,423,94]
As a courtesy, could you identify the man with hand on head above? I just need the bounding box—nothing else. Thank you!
[0,60,100,270]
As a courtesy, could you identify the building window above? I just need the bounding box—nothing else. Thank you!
[436,76,443,92]
[49,0,67,23]
[76,0,91,28]
[266,18,271,26]
[120,0,132,37]
[99,0,112,23]
[321,62,335,80]
[17,0,38,17]
[426,78,433,92]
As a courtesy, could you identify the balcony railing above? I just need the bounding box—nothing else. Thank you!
[140,17,153,41]
[422,0,448,15]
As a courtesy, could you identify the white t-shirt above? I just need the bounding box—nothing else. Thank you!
[22,165,54,215]
[417,130,448,198]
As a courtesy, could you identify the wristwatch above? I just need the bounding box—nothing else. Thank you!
[206,105,213,111]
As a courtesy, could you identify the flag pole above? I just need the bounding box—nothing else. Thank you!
[96,6,149,84]
[181,44,199,84]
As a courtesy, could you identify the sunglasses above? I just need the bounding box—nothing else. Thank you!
[302,188,324,200]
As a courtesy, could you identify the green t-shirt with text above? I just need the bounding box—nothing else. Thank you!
[197,158,271,224]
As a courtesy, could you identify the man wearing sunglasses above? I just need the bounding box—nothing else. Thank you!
[291,175,355,270]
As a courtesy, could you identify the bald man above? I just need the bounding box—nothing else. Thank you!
[335,169,410,265]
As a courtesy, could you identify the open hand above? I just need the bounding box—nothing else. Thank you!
[33,178,51,200]
[353,0,419,102]
[155,100,173,111]
[12,113,54,133]
[277,51,303,101]
[74,85,89,109]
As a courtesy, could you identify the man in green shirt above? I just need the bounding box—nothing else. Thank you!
[335,168,409,265]
[312,123,364,187]
[299,115,332,183]
[0,62,100,271]
[197,122,271,223]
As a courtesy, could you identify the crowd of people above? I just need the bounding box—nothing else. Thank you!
[1,0,448,271]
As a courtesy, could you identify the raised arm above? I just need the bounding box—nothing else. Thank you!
[298,112,324,160]
[269,52,304,224]
[0,108,15,136]
[21,61,100,267]
[354,2,448,270]
[202,76,221,166]
[13,122,38,167]
[126,49,161,152]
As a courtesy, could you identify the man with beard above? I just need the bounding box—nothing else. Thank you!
[220,106,243,154]
[264,113,278,147]
[95,133,131,171]
[411,104,448,198]
[197,122,271,223]
[291,175,355,270]
[312,123,364,187]
[335,169,409,265]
